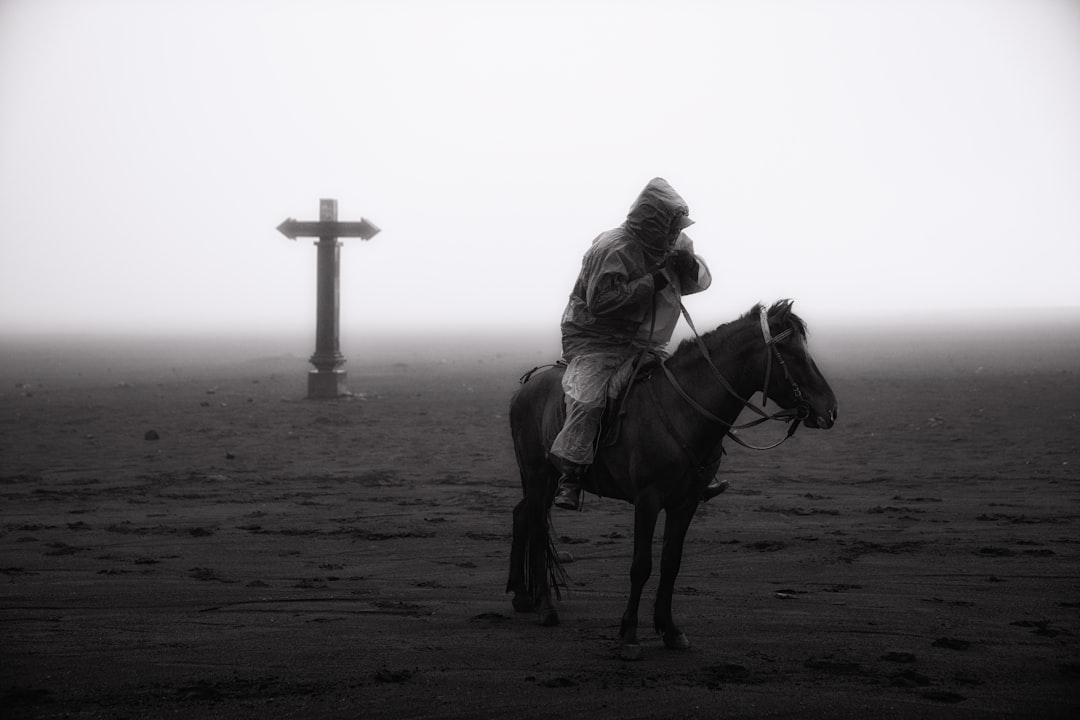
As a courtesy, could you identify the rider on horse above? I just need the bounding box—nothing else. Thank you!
[550,177,729,510]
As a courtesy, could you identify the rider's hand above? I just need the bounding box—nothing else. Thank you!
[671,234,693,254]
[652,270,669,292]
[672,250,697,278]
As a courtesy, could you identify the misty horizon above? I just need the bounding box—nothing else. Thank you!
[3,305,1078,388]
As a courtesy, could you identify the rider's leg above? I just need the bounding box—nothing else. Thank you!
[549,352,624,510]
[550,400,602,510]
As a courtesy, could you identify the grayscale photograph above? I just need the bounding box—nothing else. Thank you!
[1,1,1077,718]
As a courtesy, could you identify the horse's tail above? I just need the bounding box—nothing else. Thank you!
[518,506,569,602]
[543,512,569,600]
[508,364,569,616]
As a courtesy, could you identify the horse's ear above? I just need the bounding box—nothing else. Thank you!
[769,299,794,321]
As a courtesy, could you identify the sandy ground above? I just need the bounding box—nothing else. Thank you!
[1,321,1078,719]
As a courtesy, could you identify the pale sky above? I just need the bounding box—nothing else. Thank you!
[1,0,1078,337]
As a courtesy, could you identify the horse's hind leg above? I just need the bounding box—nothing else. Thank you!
[528,498,560,626]
[507,373,564,626]
[508,490,559,624]
[507,497,534,613]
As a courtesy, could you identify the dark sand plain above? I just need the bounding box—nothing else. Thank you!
[1,313,1078,719]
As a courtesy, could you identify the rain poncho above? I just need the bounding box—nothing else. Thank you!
[560,177,712,358]
[551,178,712,466]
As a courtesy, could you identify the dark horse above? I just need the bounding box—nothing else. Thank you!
[506,300,838,654]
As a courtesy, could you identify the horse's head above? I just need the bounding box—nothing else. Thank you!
[759,300,838,430]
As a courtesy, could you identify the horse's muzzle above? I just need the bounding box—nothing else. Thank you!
[805,403,837,430]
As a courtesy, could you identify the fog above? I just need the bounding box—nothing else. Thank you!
[1,0,1079,339]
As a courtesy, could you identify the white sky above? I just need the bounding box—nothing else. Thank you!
[1,0,1078,336]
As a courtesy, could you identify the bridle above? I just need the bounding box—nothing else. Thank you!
[658,304,809,451]
[757,306,809,417]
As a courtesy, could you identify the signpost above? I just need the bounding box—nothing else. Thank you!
[276,198,381,399]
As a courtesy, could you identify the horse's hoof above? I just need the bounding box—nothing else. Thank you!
[662,631,691,650]
[511,593,535,613]
[620,643,643,661]
[538,608,560,627]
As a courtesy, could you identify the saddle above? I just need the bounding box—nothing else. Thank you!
[600,352,661,446]
[518,352,661,448]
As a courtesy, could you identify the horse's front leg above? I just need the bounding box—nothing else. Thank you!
[654,499,698,650]
[620,489,662,658]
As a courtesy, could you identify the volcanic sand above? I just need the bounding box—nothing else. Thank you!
[1,321,1078,719]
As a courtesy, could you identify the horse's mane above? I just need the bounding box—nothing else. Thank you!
[671,299,806,361]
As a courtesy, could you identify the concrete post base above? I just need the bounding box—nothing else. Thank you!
[308,370,348,400]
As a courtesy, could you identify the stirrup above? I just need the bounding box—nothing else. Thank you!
[702,477,730,502]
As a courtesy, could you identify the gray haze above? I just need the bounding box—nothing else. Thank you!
[2,0,1079,337]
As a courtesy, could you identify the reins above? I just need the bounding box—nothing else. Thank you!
[659,304,805,451]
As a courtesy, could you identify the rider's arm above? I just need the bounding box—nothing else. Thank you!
[588,270,657,318]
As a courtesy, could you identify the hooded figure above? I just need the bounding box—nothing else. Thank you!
[550,178,718,510]
[560,177,710,356]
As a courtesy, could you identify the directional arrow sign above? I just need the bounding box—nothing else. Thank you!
[276,217,381,240]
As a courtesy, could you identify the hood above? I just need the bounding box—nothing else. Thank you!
[625,177,693,252]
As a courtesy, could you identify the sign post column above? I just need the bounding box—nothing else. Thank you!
[309,199,346,399]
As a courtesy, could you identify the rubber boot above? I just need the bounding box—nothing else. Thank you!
[553,477,583,511]
[550,457,587,510]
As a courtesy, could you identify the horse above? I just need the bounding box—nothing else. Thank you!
[506,299,838,655]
